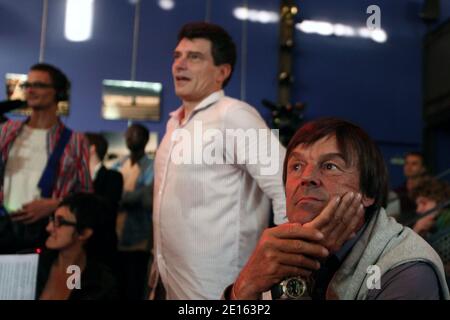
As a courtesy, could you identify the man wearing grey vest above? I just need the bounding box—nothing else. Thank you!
[226,118,449,300]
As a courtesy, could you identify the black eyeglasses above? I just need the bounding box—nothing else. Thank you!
[19,81,54,90]
[49,213,77,228]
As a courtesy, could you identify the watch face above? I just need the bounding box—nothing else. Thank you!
[284,277,307,299]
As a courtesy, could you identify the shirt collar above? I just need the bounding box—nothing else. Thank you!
[169,90,224,123]
[23,117,64,135]
[192,90,224,112]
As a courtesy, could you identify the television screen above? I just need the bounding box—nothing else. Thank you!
[101,79,162,121]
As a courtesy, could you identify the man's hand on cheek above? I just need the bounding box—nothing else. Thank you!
[303,191,365,253]
[231,224,329,299]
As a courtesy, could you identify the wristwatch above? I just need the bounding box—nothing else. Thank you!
[271,276,308,300]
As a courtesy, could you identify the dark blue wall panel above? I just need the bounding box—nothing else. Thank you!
[245,0,280,122]
[294,0,424,143]
[0,0,42,74]
[209,0,243,103]
[0,0,449,188]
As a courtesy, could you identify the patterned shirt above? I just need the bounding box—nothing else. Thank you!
[0,118,92,205]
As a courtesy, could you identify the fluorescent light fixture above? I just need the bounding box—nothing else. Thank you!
[256,11,277,24]
[233,7,278,24]
[232,5,387,43]
[358,27,372,38]
[65,0,94,42]
[314,21,334,36]
[158,0,175,10]
[298,20,333,36]
[370,29,388,43]
[333,24,355,37]
[296,20,388,43]
[234,7,249,20]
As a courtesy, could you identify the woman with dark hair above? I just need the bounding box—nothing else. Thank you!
[36,193,118,300]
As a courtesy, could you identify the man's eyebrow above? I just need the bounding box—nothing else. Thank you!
[187,50,205,56]
[319,152,346,162]
[173,50,204,56]
[288,150,304,159]
[288,151,347,163]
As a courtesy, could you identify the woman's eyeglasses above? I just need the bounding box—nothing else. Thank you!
[49,214,77,228]
[19,81,54,90]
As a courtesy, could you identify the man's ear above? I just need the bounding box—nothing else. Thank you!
[78,228,93,242]
[217,64,232,86]
[362,195,375,207]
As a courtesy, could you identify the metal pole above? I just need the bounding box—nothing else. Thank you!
[39,0,49,62]
[205,0,211,22]
[130,0,141,82]
[240,0,248,101]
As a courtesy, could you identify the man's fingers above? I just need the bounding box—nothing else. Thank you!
[22,215,38,224]
[318,192,361,236]
[306,191,365,253]
[344,204,364,236]
[306,195,340,230]
[277,252,322,271]
[10,210,37,224]
[276,238,329,258]
[10,211,28,221]
[332,192,360,223]
[274,223,324,242]
[11,211,32,222]
[276,265,315,279]
[323,194,360,235]
[328,204,364,249]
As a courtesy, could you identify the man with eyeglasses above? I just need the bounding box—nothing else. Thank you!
[0,63,92,254]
